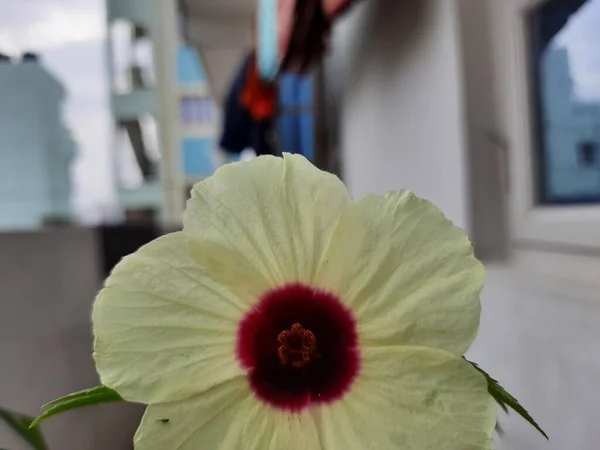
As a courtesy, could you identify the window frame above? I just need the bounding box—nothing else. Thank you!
[503,0,600,251]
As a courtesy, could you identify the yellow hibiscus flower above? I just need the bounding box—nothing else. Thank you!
[93,154,496,449]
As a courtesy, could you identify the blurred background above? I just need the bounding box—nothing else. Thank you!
[1,0,599,448]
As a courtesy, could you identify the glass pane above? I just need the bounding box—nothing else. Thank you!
[110,20,134,94]
[179,97,213,124]
[530,0,600,204]
[177,45,208,85]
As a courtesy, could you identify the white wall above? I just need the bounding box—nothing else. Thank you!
[455,0,508,260]
[330,0,470,229]
[331,1,600,449]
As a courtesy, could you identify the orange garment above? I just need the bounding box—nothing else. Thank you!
[241,55,277,121]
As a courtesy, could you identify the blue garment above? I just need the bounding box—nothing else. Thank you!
[219,52,277,156]
[276,72,314,161]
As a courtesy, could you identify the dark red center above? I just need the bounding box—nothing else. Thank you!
[237,283,360,411]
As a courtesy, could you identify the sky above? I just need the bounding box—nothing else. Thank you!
[0,0,114,223]
[0,0,599,223]
[555,0,600,101]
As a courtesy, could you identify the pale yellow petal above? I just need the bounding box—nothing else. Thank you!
[134,377,322,450]
[315,191,484,355]
[183,153,349,291]
[134,377,249,450]
[93,232,244,404]
[313,346,496,449]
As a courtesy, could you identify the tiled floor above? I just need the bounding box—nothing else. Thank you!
[468,265,600,450]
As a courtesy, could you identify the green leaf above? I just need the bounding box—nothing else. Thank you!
[494,395,509,414]
[0,406,48,450]
[30,386,123,428]
[468,360,549,440]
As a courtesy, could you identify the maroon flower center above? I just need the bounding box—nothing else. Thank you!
[237,283,360,412]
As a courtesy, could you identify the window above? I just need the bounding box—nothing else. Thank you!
[179,97,213,124]
[109,20,155,94]
[116,115,159,187]
[530,0,600,204]
[487,0,600,286]
[177,46,207,85]
[492,0,600,253]
[578,141,599,167]
[181,137,215,177]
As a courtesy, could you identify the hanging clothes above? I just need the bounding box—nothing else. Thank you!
[322,0,356,20]
[280,0,330,74]
[278,0,296,66]
[256,0,358,82]
[278,0,362,75]
[219,52,278,156]
[257,0,296,82]
[256,0,363,80]
[241,55,277,121]
[258,0,279,82]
